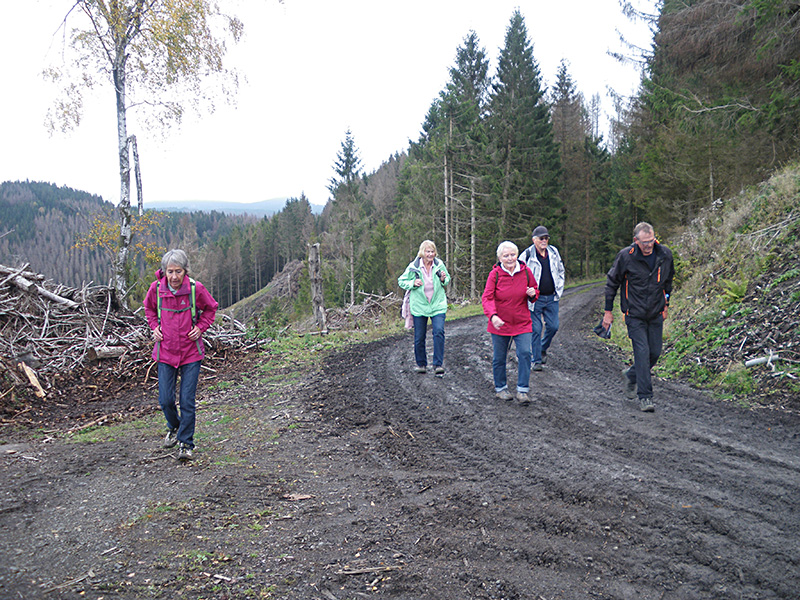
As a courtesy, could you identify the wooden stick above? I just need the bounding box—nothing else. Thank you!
[335,565,404,576]
[17,362,45,398]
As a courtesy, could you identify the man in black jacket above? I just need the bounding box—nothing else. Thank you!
[603,222,674,412]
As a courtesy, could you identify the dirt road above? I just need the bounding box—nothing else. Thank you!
[2,284,799,599]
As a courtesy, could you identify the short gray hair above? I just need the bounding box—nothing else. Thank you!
[633,222,654,239]
[496,240,518,259]
[161,249,190,273]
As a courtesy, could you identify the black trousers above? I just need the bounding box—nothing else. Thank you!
[624,314,663,399]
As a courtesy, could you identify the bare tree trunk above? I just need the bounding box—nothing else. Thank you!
[709,158,715,205]
[349,239,355,306]
[453,182,459,297]
[501,138,512,238]
[308,243,327,332]
[470,178,476,299]
[130,135,143,216]
[443,154,449,267]
[113,56,131,308]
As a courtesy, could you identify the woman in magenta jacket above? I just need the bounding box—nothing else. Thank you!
[481,241,539,405]
[144,249,218,460]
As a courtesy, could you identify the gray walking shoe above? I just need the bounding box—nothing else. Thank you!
[639,397,655,412]
[496,389,513,401]
[516,391,530,406]
[622,369,637,399]
[414,365,426,374]
[532,362,543,372]
[163,429,178,448]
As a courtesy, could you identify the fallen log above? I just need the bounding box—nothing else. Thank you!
[86,346,128,361]
[10,274,79,308]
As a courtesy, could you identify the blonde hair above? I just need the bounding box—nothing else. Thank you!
[496,241,518,259]
[417,240,437,258]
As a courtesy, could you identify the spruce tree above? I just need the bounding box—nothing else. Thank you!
[327,130,368,306]
[550,61,611,277]
[488,10,562,244]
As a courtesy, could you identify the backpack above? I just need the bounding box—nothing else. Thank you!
[156,278,197,326]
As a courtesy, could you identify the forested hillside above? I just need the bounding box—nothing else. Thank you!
[0,181,257,292]
[0,181,112,286]
[3,2,799,319]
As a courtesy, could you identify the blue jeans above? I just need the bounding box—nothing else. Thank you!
[530,294,559,363]
[491,332,532,393]
[624,315,663,399]
[157,361,201,449]
[413,313,445,367]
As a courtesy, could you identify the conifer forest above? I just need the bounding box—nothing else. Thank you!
[2,2,799,314]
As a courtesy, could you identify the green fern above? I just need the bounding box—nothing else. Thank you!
[721,278,747,305]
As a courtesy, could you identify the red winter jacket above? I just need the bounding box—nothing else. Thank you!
[143,270,218,367]
[481,260,538,336]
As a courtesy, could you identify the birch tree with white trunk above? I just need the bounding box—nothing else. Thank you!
[44,0,261,306]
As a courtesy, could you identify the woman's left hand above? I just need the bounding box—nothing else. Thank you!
[188,326,202,341]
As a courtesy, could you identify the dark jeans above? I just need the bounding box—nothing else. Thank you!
[624,315,663,399]
[491,332,532,393]
[413,313,445,367]
[530,294,559,363]
[158,360,201,448]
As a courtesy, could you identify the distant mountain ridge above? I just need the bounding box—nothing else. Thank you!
[146,197,325,216]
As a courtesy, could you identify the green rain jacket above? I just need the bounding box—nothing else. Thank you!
[398,257,450,318]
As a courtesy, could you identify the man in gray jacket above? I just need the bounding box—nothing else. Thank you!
[522,226,565,371]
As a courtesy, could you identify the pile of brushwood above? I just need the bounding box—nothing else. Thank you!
[0,263,256,426]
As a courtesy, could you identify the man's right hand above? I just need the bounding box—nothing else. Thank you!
[602,310,613,330]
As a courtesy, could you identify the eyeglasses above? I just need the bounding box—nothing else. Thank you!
[637,238,656,246]
[537,236,549,241]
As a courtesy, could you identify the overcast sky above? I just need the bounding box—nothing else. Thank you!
[0,1,656,209]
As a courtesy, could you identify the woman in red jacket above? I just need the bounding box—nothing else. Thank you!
[144,249,218,460]
[481,241,539,405]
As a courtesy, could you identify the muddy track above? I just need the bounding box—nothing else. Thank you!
[313,284,800,599]
[1,284,798,599]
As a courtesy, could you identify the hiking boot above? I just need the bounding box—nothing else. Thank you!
[639,397,655,412]
[178,443,194,460]
[622,369,637,399]
[532,362,543,372]
[163,429,178,448]
[434,366,445,376]
[541,351,547,365]
[414,365,427,374]
[496,389,513,401]
[516,391,530,406]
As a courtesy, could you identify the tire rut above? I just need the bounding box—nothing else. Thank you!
[315,284,800,599]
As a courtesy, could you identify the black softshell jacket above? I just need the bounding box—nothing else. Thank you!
[604,242,674,321]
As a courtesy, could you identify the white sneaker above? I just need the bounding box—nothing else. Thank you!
[178,443,194,460]
[163,429,178,448]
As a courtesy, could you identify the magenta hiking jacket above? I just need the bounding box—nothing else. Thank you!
[481,260,538,336]
[143,270,218,368]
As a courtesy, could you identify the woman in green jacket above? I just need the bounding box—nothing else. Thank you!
[398,240,451,375]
